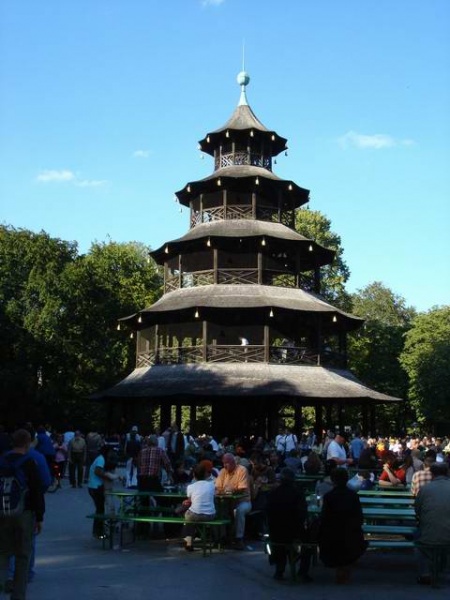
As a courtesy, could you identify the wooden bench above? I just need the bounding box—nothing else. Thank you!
[86,513,230,557]
[363,524,417,549]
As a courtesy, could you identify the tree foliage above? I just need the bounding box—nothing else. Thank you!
[347,282,416,426]
[295,208,351,309]
[399,306,450,429]
[0,225,162,428]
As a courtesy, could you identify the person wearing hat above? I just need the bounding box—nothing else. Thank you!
[266,467,312,582]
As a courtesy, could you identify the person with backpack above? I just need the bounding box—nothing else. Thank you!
[0,428,45,600]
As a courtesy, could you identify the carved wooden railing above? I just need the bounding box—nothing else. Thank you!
[164,268,300,292]
[136,345,346,368]
[190,205,294,229]
[214,152,272,170]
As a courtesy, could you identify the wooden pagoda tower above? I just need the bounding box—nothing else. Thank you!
[95,71,400,438]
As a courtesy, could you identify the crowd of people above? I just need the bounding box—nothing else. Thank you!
[1,420,450,597]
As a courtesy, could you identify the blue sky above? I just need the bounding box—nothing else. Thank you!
[1,0,449,312]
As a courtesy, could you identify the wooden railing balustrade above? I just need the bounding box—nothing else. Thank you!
[136,345,346,369]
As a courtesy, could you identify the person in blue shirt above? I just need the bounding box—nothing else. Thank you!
[350,432,365,467]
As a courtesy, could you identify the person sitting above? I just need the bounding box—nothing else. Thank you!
[182,463,216,552]
[347,469,374,492]
[283,449,303,474]
[303,451,323,475]
[266,467,312,582]
[378,452,406,488]
[357,446,379,471]
[315,459,337,500]
[215,453,252,550]
[318,468,367,584]
[411,455,435,497]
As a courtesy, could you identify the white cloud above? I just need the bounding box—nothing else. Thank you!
[201,0,225,7]
[36,169,107,187]
[337,130,415,150]
[36,169,76,182]
[133,150,150,158]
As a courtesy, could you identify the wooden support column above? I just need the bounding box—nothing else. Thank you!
[189,405,197,433]
[258,251,263,284]
[264,324,270,363]
[199,193,203,223]
[251,191,256,219]
[315,404,324,440]
[202,320,207,362]
[317,316,322,366]
[294,401,303,434]
[223,189,227,219]
[325,404,333,431]
[362,404,369,437]
[164,261,168,293]
[277,190,283,223]
[178,255,182,288]
[314,265,321,294]
[369,405,376,436]
[154,324,159,363]
[338,404,344,432]
[175,404,182,427]
[160,402,171,431]
[213,248,218,284]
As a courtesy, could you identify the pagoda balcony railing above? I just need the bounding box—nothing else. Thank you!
[164,269,300,293]
[214,151,272,171]
[190,204,292,228]
[136,345,346,368]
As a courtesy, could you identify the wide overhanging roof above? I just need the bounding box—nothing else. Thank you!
[92,363,402,403]
[176,165,309,208]
[119,285,363,331]
[151,220,335,268]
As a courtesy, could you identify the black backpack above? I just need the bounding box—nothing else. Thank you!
[0,453,29,518]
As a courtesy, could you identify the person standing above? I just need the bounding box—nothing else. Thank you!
[318,468,366,584]
[415,462,450,585]
[68,431,87,488]
[266,467,312,582]
[167,422,184,468]
[0,429,45,600]
[137,435,173,492]
[87,446,113,539]
[326,432,352,468]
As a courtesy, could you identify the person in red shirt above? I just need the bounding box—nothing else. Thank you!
[378,452,406,488]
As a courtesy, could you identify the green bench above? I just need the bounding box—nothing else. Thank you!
[363,523,416,549]
[87,513,230,557]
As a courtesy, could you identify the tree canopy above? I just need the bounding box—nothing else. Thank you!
[295,208,351,310]
[399,306,450,430]
[0,225,162,428]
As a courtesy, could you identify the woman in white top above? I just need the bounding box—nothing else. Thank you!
[182,463,216,551]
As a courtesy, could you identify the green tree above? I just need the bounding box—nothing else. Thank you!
[399,306,450,430]
[0,225,78,424]
[0,226,162,428]
[45,240,163,423]
[347,282,416,431]
[295,208,351,309]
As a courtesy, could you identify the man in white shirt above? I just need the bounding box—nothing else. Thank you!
[326,433,352,468]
